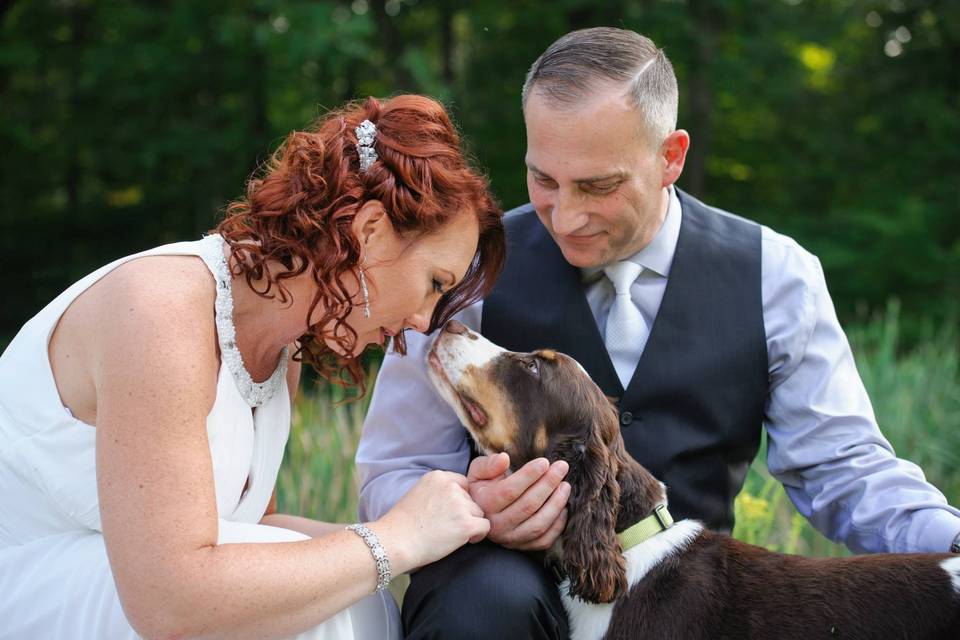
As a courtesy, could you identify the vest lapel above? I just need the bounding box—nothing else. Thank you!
[488,195,700,404]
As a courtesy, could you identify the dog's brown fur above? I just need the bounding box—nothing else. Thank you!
[428,322,960,639]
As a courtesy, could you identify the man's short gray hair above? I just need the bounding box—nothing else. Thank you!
[522,27,679,146]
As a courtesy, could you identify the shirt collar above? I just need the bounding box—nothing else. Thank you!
[582,185,682,282]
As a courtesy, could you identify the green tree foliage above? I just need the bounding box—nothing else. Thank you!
[2,0,958,339]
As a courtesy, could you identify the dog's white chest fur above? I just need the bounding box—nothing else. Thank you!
[560,520,703,640]
[943,556,960,595]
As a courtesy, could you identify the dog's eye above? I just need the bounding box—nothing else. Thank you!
[524,358,540,376]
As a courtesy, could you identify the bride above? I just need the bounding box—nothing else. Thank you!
[0,95,504,639]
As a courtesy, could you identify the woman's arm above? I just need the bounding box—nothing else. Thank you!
[93,261,487,640]
[259,513,346,538]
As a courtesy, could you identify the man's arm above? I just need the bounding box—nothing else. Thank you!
[762,227,960,553]
[356,300,570,550]
[356,305,481,522]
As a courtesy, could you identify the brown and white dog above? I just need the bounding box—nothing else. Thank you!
[426,320,960,640]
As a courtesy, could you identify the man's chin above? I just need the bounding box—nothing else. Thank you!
[544,230,612,268]
[556,242,609,269]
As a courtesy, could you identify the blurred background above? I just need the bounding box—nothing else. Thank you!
[2,0,958,555]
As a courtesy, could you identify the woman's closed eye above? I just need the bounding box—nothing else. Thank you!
[432,278,444,295]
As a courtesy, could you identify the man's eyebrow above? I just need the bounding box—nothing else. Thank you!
[574,171,626,185]
[526,163,625,184]
[526,162,549,176]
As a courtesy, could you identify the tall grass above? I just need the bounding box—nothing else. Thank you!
[850,301,960,501]
[277,303,960,558]
[733,301,960,554]
[275,363,378,521]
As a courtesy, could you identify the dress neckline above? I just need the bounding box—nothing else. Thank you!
[199,234,288,408]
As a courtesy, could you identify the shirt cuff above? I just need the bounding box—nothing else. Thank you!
[916,510,960,553]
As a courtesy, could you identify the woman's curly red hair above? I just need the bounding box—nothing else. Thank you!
[215,95,505,388]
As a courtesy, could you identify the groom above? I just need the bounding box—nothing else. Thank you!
[357,27,960,638]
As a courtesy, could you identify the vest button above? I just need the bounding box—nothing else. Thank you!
[619,411,634,426]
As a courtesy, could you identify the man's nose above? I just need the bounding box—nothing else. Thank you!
[550,195,587,236]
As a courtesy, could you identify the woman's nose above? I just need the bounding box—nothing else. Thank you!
[407,311,431,333]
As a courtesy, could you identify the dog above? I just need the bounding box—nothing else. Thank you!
[426,320,960,640]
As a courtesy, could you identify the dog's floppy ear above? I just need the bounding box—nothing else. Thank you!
[550,424,626,603]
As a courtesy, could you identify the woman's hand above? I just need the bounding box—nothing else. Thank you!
[375,470,490,572]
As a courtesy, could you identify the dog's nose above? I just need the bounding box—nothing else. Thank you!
[444,320,469,335]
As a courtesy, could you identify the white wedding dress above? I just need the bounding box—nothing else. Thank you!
[0,235,400,639]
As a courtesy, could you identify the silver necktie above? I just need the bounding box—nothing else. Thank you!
[603,260,647,388]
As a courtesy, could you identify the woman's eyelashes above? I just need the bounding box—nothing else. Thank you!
[432,277,444,295]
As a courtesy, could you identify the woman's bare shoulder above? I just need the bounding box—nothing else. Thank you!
[84,254,214,327]
[49,253,221,423]
[83,254,221,392]
[95,253,216,307]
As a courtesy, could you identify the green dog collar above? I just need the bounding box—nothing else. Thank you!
[618,504,674,552]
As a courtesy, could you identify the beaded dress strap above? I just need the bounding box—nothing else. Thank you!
[198,234,289,408]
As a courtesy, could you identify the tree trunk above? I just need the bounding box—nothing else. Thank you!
[440,0,454,87]
[370,0,415,91]
[685,0,717,199]
[66,2,86,224]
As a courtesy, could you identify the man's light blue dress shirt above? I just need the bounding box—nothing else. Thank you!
[356,188,960,553]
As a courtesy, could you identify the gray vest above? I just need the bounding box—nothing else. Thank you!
[481,190,768,532]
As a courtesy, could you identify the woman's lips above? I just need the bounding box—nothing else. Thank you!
[377,327,400,347]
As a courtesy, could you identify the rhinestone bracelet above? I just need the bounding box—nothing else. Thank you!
[346,523,391,592]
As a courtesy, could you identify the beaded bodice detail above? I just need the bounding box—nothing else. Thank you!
[198,234,289,408]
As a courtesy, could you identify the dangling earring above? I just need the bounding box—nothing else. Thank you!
[358,263,371,319]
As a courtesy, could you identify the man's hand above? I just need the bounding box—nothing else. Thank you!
[467,452,570,550]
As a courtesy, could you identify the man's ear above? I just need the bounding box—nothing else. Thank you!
[659,129,689,188]
[351,200,390,252]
